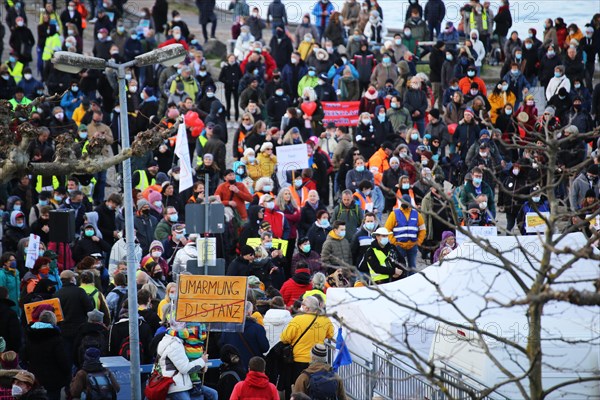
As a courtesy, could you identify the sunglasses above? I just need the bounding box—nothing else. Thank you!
[353,152,360,155]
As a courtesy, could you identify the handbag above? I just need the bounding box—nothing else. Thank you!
[144,357,177,400]
[280,314,319,364]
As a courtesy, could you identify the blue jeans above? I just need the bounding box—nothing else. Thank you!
[168,385,217,400]
[414,118,425,136]
[397,245,418,270]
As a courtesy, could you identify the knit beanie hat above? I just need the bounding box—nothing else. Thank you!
[311,343,327,362]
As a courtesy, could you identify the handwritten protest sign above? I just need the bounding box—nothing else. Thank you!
[25,234,40,269]
[525,212,550,233]
[455,226,497,245]
[277,144,309,171]
[322,101,360,126]
[24,298,63,324]
[176,275,247,323]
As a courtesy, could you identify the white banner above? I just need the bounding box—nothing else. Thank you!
[175,122,194,193]
[455,226,497,245]
[25,234,41,269]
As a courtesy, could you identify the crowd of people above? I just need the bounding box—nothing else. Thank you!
[0,0,599,398]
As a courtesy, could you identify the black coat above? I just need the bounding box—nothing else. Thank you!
[21,325,71,391]
[269,35,294,70]
[9,27,35,63]
[299,203,328,237]
[0,298,22,352]
[72,321,110,368]
[429,47,445,83]
[95,203,118,245]
[55,283,94,339]
[226,256,252,276]
[72,236,112,264]
[218,63,242,90]
[108,317,154,364]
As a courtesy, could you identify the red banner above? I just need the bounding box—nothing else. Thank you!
[322,101,360,127]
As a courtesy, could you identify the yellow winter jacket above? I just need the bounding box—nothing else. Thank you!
[488,91,516,124]
[280,313,334,363]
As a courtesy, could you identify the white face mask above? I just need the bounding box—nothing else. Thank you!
[151,251,162,258]
[24,73,32,80]
[479,201,487,210]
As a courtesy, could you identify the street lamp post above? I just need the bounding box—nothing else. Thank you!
[52,45,187,400]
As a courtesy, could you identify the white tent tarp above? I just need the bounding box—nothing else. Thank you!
[326,233,600,398]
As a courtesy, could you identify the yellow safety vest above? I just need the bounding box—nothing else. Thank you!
[134,170,156,191]
[469,10,488,31]
[42,34,62,61]
[35,175,60,193]
[9,96,32,109]
[367,247,390,282]
[195,135,208,166]
[6,61,24,83]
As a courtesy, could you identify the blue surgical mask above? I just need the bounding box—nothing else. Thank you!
[39,200,48,206]
[411,133,419,141]
[356,165,365,172]
[338,230,346,238]
[467,71,476,77]
[382,57,391,64]
[54,195,63,202]
[308,70,316,77]
[320,219,330,228]
[402,183,410,190]
[379,237,389,246]
[263,185,272,192]
[169,214,178,222]
[532,196,541,203]
[554,72,561,78]
[264,241,273,249]
[85,229,95,237]
[364,222,375,230]
[473,177,483,186]
[13,205,21,211]
[16,222,25,228]
[302,244,311,253]
[377,114,385,122]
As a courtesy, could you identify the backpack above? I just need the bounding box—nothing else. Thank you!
[108,288,126,322]
[78,330,108,367]
[118,335,144,362]
[85,370,116,400]
[305,369,339,400]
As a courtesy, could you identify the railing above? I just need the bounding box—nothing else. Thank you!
[324,341,510,400]
[325,341,374,400]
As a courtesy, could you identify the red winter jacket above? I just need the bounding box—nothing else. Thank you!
[229,371,279,400]
[263,208,286,239]
[280,268,313,307]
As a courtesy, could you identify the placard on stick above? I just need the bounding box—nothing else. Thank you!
[176,275,247,323]
[24,298,64,324]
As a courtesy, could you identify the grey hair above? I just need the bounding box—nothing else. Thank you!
[301,296,320,312]
[312,272,326,290]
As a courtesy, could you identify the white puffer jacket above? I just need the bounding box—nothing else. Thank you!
[171,243,197,280]
[157,334,206,394]
[263,309,293,350]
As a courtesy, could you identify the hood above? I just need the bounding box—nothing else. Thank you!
[209,99,224,116]
[7,195,22,210]
[264,309,292,326]
[397,60,410,75]
[247,205,265,226]
[243,370,271,388]
[441,230,455,242]
[470,29,480,40]
[157,333,181,356]
[84,211,102,238]
[220,343,242,364]
[181,243,197,257]
[374,105,386,116]
[9,210,25,227]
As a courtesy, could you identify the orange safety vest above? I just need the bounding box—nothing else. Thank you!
[395,189,416,209]
[353,191,373,212]
[291,186,309,207]
[237,131,246,156]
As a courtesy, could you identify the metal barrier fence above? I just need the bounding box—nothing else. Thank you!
[324,341,509,400]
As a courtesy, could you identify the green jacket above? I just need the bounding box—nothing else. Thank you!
[154,219,173,241]
[297,75,318,97]
[0,268,20,315]
[386,107,413,133]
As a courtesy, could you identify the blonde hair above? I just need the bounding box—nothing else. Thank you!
[165,282,177,301]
